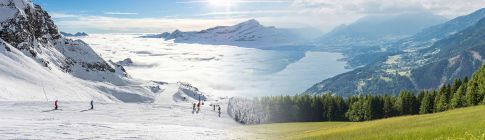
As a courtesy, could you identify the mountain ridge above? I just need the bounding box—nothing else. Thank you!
[306,8,485,96]
[142,19,309,48]
[61,32,88,37]
[317,11,447,47]
[0,0,158,102]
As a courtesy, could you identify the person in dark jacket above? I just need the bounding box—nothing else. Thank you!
[218,106,221,117]
[192,103,196,114]
[54,100,58,110]
[90,100,94,110]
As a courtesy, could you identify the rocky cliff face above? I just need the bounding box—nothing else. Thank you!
[0,0,156,102]
[0,0,127,85]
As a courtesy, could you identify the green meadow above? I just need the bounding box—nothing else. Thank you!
[240,105,485,140]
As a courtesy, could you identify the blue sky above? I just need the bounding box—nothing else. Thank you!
[33,0,291,18]
[33,0,485,33]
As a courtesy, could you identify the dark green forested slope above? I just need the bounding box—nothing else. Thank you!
[307,11,485,96]
[231,64,485,124]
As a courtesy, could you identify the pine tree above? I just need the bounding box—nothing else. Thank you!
[310,95,324,121]
[368,96,384,119]
[435,85,449,112]
[450,84,466,108]
[333,96,348,121]
[397,91,418,115]
[450,79,462,95]
[466,83,480,106]
[322,94,333,121]
[419,92,433,114]
[467,65,485,105]
[383,95,395,117]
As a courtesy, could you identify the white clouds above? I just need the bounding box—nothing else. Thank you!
[177,0,290,4]
[104,12,139,15]
[285,0,484,31]
[292,0,423,15]
[51,0,484,33]
[198,10,293,16]
[55,15,246,33]
[50,12,79,18]
[291,0,485,18]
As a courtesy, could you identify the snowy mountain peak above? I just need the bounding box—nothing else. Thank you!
[0,0,33,10]
[234,19,262,28]
[0,0,34,23]
[143,19,304,48]
[0,0,160,102]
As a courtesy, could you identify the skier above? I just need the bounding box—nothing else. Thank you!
[213,104,216,111]
[54,100,58,110]
[192,103,196,114]
[197,102,201,113]
[90,100,94,110]
[218,105,221,117]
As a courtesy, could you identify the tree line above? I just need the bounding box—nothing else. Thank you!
[231,65,485,123]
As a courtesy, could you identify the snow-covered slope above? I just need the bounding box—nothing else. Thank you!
[0,0,157,102]
[0,83,244,139]
[144,19,306,48]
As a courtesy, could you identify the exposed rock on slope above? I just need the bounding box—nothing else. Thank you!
[60,32,88,37]
[0,0,156,102]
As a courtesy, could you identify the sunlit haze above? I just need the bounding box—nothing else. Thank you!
[32,0,485,33]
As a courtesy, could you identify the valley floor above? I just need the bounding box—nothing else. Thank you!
[242,105,485,140]
[0,84,248,139]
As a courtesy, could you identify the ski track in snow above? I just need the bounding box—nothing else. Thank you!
[0,84,248,139]
[0,33,346,139]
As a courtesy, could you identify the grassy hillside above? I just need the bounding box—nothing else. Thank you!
[241,105,485,140]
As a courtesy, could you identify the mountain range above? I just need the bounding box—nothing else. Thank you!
[2,0,484,100]
[142,19,313,48]
[307,8,485,96]
[60,32,88,37]
[316,11,447,47]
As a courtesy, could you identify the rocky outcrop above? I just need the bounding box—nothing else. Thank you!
[0,0,127,85]
[60,32,88,37]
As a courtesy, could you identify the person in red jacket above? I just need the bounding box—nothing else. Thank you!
[54,100,58,110]
[197,102,201,113]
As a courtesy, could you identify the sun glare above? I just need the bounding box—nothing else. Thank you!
[207,0,234,8]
